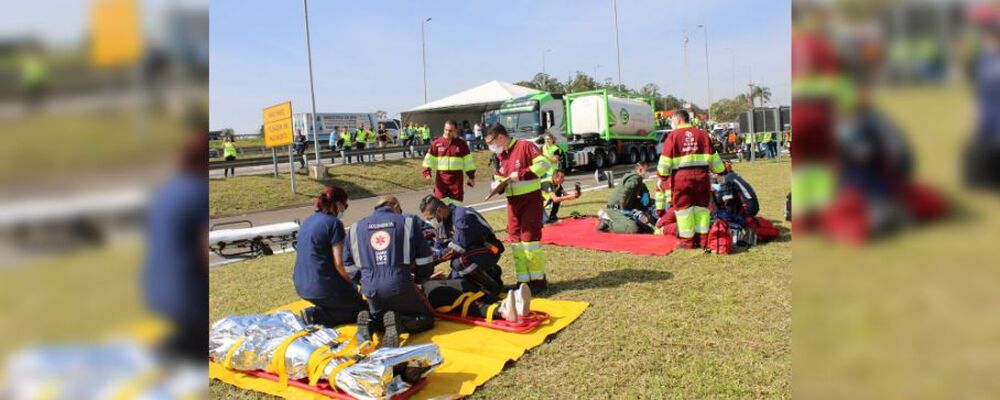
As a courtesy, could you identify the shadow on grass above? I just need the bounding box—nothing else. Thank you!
[774,221,792,243]
[321,173,424,195]
[545,268,674,296]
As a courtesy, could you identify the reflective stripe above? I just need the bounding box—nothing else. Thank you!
[529,156,551,177]
[447,241,466,253]
[516,273,532,281]
[423,155,469,171]
[349,223,361,268]
[657,154,672,176]
[415,255,435,265]
[440,197,461,205]
[521,241,541,251]
[463,154,475,171]
[709,153,725,173]
[403,217,413,264]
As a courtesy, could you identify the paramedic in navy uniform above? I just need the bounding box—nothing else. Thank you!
[292,186,367,327]
[344,195,437,347]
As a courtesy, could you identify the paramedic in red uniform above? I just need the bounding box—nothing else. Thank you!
[423,120,476,204]
[483,123,552,292]
[656,110,727,248]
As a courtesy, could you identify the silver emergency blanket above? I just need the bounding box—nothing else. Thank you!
[209,311,443,400]
[0,341,206,400]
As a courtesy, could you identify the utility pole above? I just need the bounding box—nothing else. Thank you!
[302,0,321,168]
[683,28,689,102]
[542,48,551,76]
[612,0,622,88]
[697,24,711,120]
[421,17,432,104]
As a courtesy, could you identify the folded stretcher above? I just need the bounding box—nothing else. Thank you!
[431,291,551,334]
[209,220,299,259]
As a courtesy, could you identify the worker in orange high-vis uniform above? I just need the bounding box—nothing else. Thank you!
[422,120,475,204]
[484,123,552,292]
[656,110,726,248]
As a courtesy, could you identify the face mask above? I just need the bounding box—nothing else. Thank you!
[427,218,440,229]
[489,143,503,154]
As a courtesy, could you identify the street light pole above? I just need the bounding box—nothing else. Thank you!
[303,0,321,167]
[421,17,432,104]
[594,64,600,80]
[542,48,551,76]
[698,24,711,120]
[612,0,622,88]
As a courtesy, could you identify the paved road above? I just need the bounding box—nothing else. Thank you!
[208,164,637,267]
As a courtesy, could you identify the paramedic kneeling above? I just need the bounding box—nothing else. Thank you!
[293,186,367,328]
[345,196,437,347]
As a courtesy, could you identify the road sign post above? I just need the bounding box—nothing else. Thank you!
[263,101,295,192]
[272,148,278,177]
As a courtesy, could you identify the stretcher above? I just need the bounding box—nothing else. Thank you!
[209,220,299,258]
[431,291,551,333]
[242,370,428,400]
[434,310,551,333]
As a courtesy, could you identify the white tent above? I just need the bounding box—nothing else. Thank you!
[401,80,540,130]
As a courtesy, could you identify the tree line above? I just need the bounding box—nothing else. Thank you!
[514,72,772,123]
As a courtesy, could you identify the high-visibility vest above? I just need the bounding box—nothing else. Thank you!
[746,133,755,144]
[341,131,353,145]
[541,144,560,180]
[356,129,368,143]
[400,128,411,139]
[421,127,431,140]
[223,142,237,158]
[366,130,376,143]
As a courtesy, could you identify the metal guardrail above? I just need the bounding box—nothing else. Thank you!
[209,144,434,170]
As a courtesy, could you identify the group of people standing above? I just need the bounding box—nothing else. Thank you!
[722,130,789,161]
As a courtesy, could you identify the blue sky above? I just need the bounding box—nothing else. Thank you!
[210,0,790,133]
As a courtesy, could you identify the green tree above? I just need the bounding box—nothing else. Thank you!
[750,85,772,107]
[710,96,752,123]
[564,71,600,93]
[639,83,662,97]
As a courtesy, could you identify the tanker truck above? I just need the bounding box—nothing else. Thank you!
[496,89,658,170]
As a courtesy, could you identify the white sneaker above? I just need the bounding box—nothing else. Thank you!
[597,209,610,221]
[497,291,518,322]
[513,283,532,317]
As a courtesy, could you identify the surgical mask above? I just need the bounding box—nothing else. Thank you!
[489,143,503,154]
[427,219,440,229]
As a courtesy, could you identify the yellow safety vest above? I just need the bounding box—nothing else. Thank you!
[223,142,237,158]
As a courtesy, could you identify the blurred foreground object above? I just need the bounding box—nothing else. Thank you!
[962,3,1000,190]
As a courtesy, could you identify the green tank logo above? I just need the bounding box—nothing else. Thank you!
[620,108,629,125]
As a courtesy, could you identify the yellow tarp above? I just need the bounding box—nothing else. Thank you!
[210,298,589,399]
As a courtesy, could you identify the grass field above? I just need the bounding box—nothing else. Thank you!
[209,151,495,217]
[0,110,184,183]
[210,158,792,398]
[793,85,1000,398]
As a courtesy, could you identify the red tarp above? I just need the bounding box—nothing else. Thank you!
[533,217,678,256]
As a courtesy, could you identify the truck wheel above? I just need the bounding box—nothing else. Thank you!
[647,146,659,163]
[606,149,619,166]
[628,147,640,164]
[592,150,607,170]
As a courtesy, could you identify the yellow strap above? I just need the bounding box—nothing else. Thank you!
[111,371,161,400]
[485,303,499,324]
[434,292,474,313]
[270,329,315,387]
[222,337,246,368]
[306,337,355,387]
[460,292,485,318]
[325,359,356,385]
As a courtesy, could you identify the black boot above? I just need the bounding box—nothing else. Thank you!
[382,311,400,348]
[356,310,372,342]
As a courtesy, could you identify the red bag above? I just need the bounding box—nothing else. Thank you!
[747,216,780,241]
[704,219,733,254]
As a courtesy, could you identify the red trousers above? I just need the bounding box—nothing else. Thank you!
[506,191,543,242]
[670,169,711,210]
[434,170,466,202]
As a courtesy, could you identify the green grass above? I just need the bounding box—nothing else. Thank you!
[209,151,495,217]
[793,85,1000,398]
[0,242,146,356]
[210,159,791,398]
[0,110,184,183]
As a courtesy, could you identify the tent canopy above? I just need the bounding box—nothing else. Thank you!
[401,81,540,130]
[405,80,540,113]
